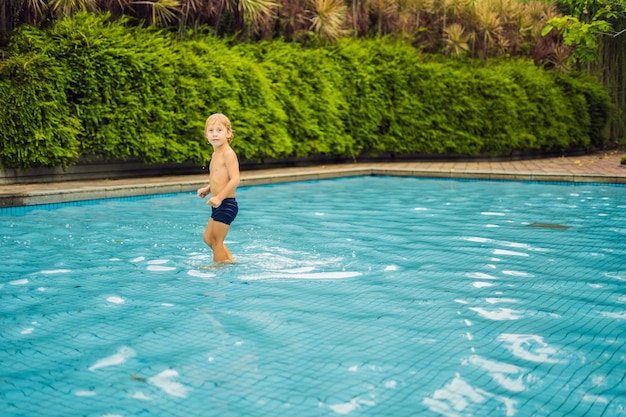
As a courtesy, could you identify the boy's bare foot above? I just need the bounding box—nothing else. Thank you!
[199,260,236,270]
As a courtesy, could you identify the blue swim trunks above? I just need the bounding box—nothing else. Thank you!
[211,198,238,225]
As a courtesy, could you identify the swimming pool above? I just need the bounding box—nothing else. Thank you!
[1,176,625,416]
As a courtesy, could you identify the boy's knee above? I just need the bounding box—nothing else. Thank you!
[204,234,221,249]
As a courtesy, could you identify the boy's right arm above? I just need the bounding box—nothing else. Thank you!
[197,184,210,198]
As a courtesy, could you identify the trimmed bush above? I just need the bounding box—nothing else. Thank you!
[0,13,612,169]
[0,53,81,168]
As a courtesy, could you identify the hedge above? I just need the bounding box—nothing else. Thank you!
[0,12,612,169]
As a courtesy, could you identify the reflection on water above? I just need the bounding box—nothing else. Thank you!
[1,177,625,416]
[423,373,518,417]
[497,334,565,364]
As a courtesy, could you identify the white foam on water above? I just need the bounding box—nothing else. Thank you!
[423,375,481,414]
[481,212,505,216]
[132,391,152,401]
[582,394,609,405]
[605,272,626,282]
[107,296,125,304]
[462,237,491,243]
[469,307,523,321]
[423,373,517,417]
[384,265,398,271]
[187,270,216,279]
[493,249,529,257]
[161,303,174,307]
[147,259,169,265]
[328,398,375,415]
[473,282,495,289]
[454,299,469,305]
[75,390,97,397]
[468,355,527,393]
[37,287,46,292]
[147,265,176,272]
[500,241,531,249]
[385,380,397,388]
[9,279,28,285]
[502,270,532,277]
[40,269,72,274]
[592,375,606,387]
[131,256,145,262]
[466,272,497,280]
[414,207,428,211]
[600,311,626,319]
[244,251,344,271]
[485,224,500,228]
[21,327,34,335]
[239,271,362,281]
[486,298,518,304]
[315,212,325,216]
[89,346,136,371]
[147,369,189,398]
[281,266,316,273]
[497,334,565,364]
[238,250,362,281]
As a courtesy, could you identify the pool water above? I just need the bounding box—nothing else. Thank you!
[1,176,625,417]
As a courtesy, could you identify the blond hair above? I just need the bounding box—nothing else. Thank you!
[204,113,233,143]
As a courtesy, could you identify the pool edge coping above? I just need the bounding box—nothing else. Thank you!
[1,167,625,209]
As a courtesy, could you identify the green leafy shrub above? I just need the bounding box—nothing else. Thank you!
[0,53,81,168]
[252,41,353,158]
[0,13,612,169]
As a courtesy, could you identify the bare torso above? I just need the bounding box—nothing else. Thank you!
[209,147,237,199]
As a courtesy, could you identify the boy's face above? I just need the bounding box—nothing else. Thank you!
[205,122,231,147]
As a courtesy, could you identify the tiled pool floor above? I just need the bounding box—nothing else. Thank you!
[1,176,625,417]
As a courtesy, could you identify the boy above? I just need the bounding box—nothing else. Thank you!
[197,113,240,263]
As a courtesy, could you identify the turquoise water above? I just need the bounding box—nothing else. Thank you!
[1,176,625,417]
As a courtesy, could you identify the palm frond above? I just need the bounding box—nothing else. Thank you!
[21,0,49,24]
[132,0,180,27]
[237,0,277,27]
[443,22,469,56]
[49,0,98,17]
[308,0,347,41]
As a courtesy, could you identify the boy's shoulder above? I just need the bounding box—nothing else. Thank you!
[224,145,238,159]
[213,146,238,164]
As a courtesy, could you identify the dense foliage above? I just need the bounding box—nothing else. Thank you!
[0,13,611,169]
[2,0,623,144]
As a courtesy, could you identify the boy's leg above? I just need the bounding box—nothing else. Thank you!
[203,218,234,263]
